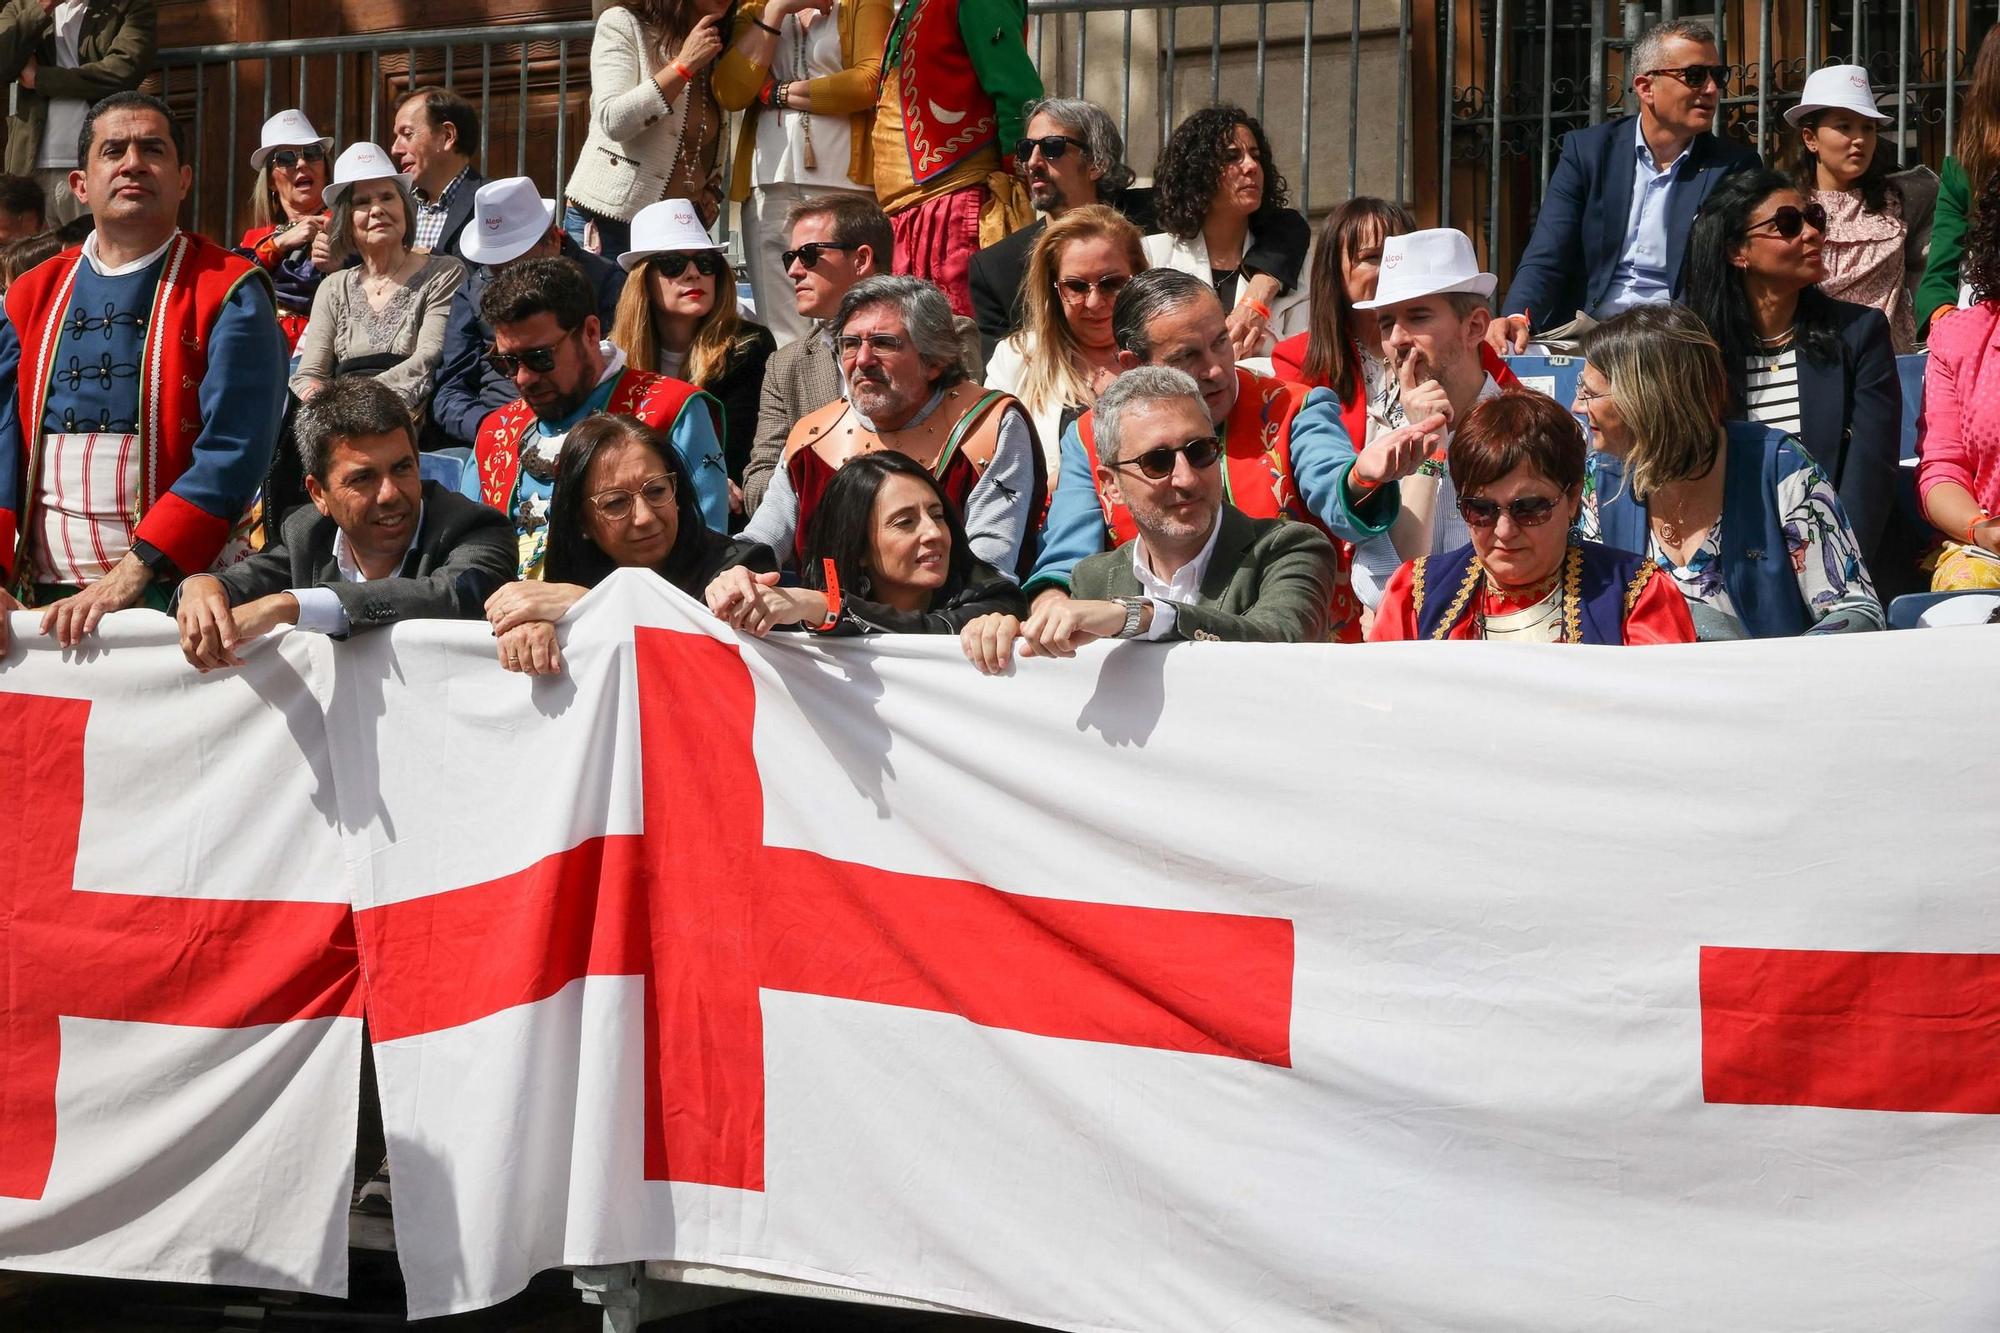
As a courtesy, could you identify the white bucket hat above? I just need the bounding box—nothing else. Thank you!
[459,176,557,266]
[321,142,412,209]
[1785,65,1892,126]
[1352,228,1497,309]
[249,108,333,170]
[617,198,723,272]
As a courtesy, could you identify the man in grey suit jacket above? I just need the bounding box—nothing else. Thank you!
[174,378,515,670]
[961,366,1335,671]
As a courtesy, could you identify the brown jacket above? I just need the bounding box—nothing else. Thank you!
[0,0,156,177]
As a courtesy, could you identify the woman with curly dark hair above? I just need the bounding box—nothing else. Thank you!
[1681,167,1900,571]
[1915,164,2000,592]
[1144,105,1312,360]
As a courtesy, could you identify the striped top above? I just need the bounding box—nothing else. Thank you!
[1743,346,1803,437]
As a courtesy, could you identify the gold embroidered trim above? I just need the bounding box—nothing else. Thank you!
[1429,556,1481,640]
[1560,542,1584,644]
[1410,554,1429,622]
[1623,557,1660,617]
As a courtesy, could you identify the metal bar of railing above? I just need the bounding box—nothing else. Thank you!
[1211,2,1222,102]
[1897,0,1909,165]
[227,62,237,231]
[555,39,568,212]
[334,51,344,152]
[517,42,530,178]
[1255,2,1268,123]
[369,48,381,144]
[1395,0,1409,200]
[1947,0,1960,157]
[193,63,205,231]
[444,44,454,88]
[298,52,307,107]
[1073,13,1086,96]
[1539,0,1553,188]
[480,44,493,174]
[155,21,595,64]
[1853,0,1865,63]
[1299,0,1312,209]
[1488,0,1504,266]
[1759,0,1773,160]
[1121,11,1133,140]
[1164,6,1177,148]
[1442,0,1456,227]
[1806,0,1822,70]
[1346,0,1359,199]
[1589,0,1607,125]
[261,56,272,121]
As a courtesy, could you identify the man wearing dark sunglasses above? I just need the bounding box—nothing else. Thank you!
[432,175,627,450]
[960,366,1339,669]
[1490,18,1760,355]
[473,256,729,578]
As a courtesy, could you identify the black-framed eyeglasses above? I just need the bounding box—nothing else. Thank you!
[782,240,857,270]
[1055,274,1129,303]
[1644,64,1731,90]
[1114,434,1223,480]
[835,333,908,357]
[484,340,565,376]
[588,472,677,522]
[1015,134,1089,163]
[1745,202,1828,241]
[268,145,328,170]
[652,251,726,280]
[1457,493,1565,529]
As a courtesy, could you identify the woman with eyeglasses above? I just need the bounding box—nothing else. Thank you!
[1572,303,1883,638]
[713,0,892,347]
[707,450,1024,635]
[983,205,1144,480]
[610,199,775,516]
[237,110,337,350]
[1370,391,1693,643]
[486,413,777,674]
[1682,168,1901,574]
[1145,105,1312,361]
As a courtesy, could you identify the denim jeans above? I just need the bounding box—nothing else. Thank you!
[561,201,632,260]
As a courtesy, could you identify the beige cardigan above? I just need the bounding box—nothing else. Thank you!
[565,5,718,223]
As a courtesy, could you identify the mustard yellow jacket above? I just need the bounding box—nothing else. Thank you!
[711,0,892,202]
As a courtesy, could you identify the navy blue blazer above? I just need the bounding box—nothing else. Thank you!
[1501,117,1761,328]
[1788,298,1901,571]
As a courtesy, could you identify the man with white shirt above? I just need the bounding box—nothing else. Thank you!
[1348,228,1506,610]
[173,378,515,669]
[0,0,156,227]
[0,92,286,652]
[960,366,1336,670]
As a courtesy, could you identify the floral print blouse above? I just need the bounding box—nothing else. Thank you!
[1814,186,1916,354]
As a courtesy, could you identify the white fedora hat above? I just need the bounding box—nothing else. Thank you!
[1785,64,1892,126]
[617,198,723,272]
[249,108,333,170]
[459,176,557,266]
[321,142,412,209]
[1352,228,1497,309]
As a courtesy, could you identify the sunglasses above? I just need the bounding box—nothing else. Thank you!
[484,339,566,376]
[653,251,726,280]
[268,145,328,169]
[588,473,677,522]
[1055,274,1129,303]
[1745,201,1828,240]
[1456,494,1564,528]
[1644,63,1731,90]
[1015,134,1089,162]
[1113,434,1223,480]
[782,240,857,270]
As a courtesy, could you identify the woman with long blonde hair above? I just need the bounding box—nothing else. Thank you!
[609,199,775,515]
[983,204,1146,476]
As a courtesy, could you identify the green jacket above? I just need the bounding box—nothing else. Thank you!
[1069,504,1337,644]
[1916,154,1968,340]
[0,0,156,178]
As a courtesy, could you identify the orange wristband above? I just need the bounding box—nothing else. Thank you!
[1348,468,1383,493]
[671,59,695,82]
[810,558,842,632]
[1244,298,1272,322]
[1966,513,1995,546]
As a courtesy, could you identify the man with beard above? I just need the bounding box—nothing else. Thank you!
[473,256,728,578]
[742,273,1041,578]
[959,365,1337,669]
[172,377,514,667]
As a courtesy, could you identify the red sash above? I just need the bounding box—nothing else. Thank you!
[475,367,708,513]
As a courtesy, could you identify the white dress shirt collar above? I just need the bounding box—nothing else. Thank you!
[82,228,179,278]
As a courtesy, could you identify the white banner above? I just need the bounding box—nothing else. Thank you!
[5,575,2000,1330]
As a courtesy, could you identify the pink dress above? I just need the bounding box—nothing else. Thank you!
[1814,187,1916,354]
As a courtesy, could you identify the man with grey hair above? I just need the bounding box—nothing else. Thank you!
[1491,18,1759,351]
[743,274,1041,578]
[960,365,1338,669]
[969,96,1171,358]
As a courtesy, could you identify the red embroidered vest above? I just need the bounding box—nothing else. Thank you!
[3,233,267,582]
[475,367,708,513]
[886,0,1000,184]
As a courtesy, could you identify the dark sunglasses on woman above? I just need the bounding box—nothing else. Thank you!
[1456,494,1563,528]
[1113,434,1224,480]
[652,251,727,280]
[1056,274,1129,301]
[268,145,328,169]
[1745,202,1828,241]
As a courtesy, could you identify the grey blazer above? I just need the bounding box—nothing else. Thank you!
[1069,504,1337,643]
[197,481,515,634]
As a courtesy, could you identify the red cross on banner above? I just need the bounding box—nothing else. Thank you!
[356,627,1297,1191]
[0,691,362,1202]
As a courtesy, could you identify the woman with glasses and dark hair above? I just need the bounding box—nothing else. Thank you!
[1145,105,1311,360]
[984,205,1145,480]
[485,412,777,674]
[1370,391,1693,643]
[1572,303,1883,638]
[1681,167,1901,573]
[707,450,1024,634]
[237,110,337,351]
[610,199,775,514]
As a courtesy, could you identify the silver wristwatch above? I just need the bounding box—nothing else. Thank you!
[1113,596,1147,639]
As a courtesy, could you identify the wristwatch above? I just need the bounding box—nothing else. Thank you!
[1113,596,1147,639]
